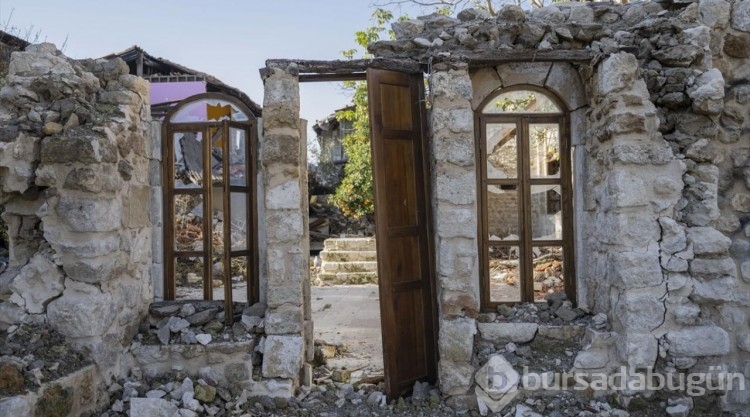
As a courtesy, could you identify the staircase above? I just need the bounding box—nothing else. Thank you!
[318,237,378,285]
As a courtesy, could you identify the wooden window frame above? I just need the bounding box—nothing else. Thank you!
[476,85,575,311]
[162,93,259,323]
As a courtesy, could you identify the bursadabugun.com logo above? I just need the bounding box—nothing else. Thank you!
[519,366,746,397]
[475,355,747,414]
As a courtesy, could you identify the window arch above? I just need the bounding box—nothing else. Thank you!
[162,93,258,322]
[476,86,575,309]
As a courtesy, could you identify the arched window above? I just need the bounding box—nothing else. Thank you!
[477,86,575,308]
[162,93,258,321]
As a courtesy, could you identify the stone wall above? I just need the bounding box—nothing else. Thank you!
[0,44,153,378]
[370,0,750,411]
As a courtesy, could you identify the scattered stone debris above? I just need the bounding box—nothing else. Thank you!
[137,301,266,346]
[0,324,91,397]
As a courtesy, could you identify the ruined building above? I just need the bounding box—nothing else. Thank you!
[0,0,749,415]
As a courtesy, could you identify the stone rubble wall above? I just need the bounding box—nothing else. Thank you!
[0,44,153,379]
[370,0,750,411]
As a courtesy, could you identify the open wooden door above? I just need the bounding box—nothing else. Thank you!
[368,69,438,399]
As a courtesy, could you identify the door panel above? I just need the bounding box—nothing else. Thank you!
[368,69,438,399]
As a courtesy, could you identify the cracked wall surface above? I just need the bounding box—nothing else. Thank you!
[0,44,153,378]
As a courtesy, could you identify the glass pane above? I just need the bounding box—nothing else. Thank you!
[174,194,204,251]
[230,256,249,291]
[489,246,521,303]
[175,256,204,300]
[211,193,225,301]
[171,98,249,123]
[487,184,520,241]
[532,246,564,302]
[486,123,517,179]
[482,90,561,114]
[210,127,224,185]
[529,124,560,178]
[231,192,248,250]
[531,185,563,240]
[229,127,248,186]
[174,132,203,189]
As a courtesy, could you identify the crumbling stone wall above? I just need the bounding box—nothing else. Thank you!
[0,44,153,378]
[369,0,750,411]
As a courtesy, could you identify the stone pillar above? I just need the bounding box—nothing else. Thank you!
[585,52,685,370]
[259,62,306,386]
[149,120,164,301]
[429,63,480,396]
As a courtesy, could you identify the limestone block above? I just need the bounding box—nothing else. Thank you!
[125,185,150,228]
[496,62,551,87]
[545,63,586,110]
[440,290,479,319]
[597,212,660,248]
[671,301,701,326]
[40,135,117,164]
[55,195,122,232]
[700,0,731,28]
[439,318,476,362]
[477,322,538,343]
[725,32,750,57]
[63,165,119,194]
[438,360,474,395]
[62,256,119,284]
[430,70,472,101]
[431,107,473,134]
[738,334,750,352]
[608,251,664,289]
[573,349,610,369]
[431,131,475,166]
[10,254,64,314]
[686,227,731,256]
[266,180,301,210]
[470,67,501,110]
[731,0,750,31]
[689,69,724,115]
[618,333,658,369]
[691,276,737,303]
[659,217,687,255]
[436,205,476,239]
[265,304,303,335]
[262,335,304,379]
[666,326,730,356]
[129,398,178,416]
[0,396,31,416]
[265,210,303,243]
[689,257,736,279]
[434,164,476,205]
[597,53,637,95]
[47,280,116,338]
[603,170,649,209]
[613,290,666,332]
[392,19,425,39]
[740,261,750,284]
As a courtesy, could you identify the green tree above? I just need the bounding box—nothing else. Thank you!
[328,8,396,219]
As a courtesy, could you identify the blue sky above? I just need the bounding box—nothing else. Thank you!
[0,0,429,152]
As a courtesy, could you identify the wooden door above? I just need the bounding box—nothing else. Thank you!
[367,69,438,399]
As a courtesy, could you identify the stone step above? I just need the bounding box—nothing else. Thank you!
[317,272,378,285]
[320,261,378,273]
[323,237,376,252]
[320,250,377,262]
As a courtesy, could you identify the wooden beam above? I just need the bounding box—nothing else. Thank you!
[265,58,423,75]
[299,72,367,83]
[449,49,596,68]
